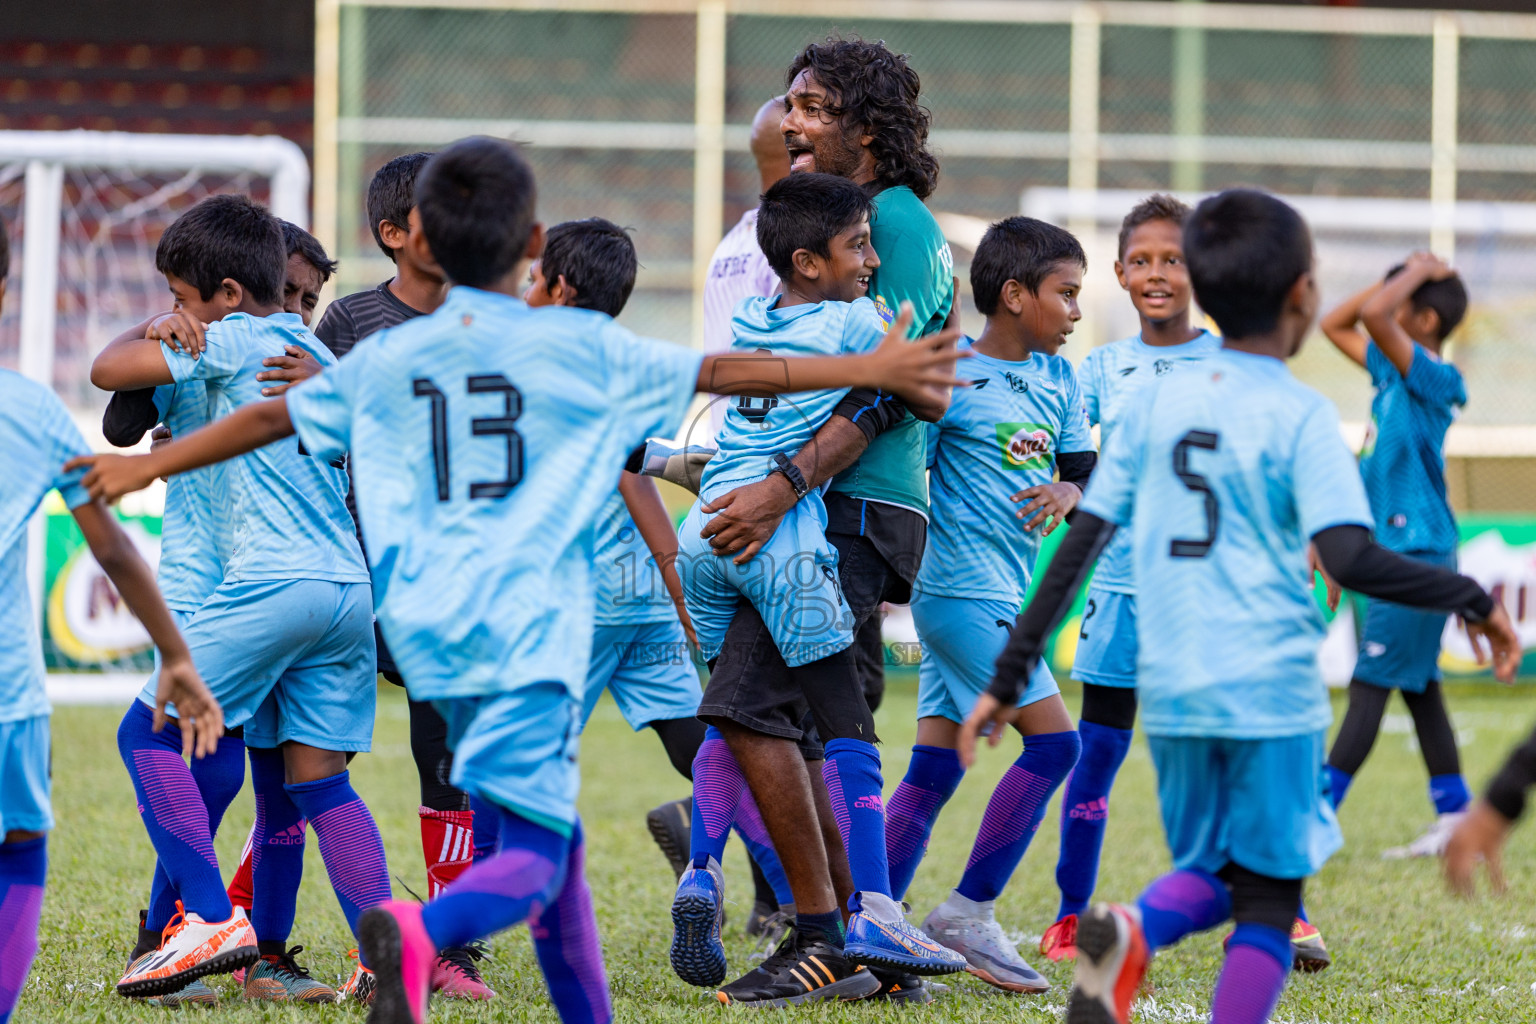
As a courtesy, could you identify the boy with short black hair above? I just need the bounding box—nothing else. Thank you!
[673,171,967,1004]
[0,215,224,1024]
[963,188,1518,1024]
[90,194,393,1001]
[1319,253,1474,859]
[1038,194,1224,965]
[883,216,1092,994]
[280,220,338,324]
[67,135,961,1024]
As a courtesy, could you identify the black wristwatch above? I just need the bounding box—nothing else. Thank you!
[772,453,810,500]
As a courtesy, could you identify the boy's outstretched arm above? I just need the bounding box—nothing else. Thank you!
[71,501,224,758]
[66,397,295,503]
[1360,252,1455,378]
[1445,723,1536,897]
[1319,282,1379,369]
[698,304,964,410]
[618,470,696,648]
[91,312,209,392]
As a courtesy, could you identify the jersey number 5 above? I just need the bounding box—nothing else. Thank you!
[1169,429,1219,558]
[412,375,524,502]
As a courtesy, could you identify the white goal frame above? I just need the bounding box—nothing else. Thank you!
[0,130,311,637]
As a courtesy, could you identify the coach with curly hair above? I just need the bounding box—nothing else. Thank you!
[691,36,959,1004]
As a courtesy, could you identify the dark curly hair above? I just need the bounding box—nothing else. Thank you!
[786,37,939,200]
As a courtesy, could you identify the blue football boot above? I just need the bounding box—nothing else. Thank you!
[670,854,727,987]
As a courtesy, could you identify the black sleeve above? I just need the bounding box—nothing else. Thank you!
[313,302,351,359]
[101,388,162,448]
[624,443,646,475]
[1056,451,1097,491]
[1311,525,1493,621]
[987,511,1117,703]
[833,388,909,443]
[1486,724,1536,822]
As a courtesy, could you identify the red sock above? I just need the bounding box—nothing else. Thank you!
[420,807,475,899]
[227,822,256,911]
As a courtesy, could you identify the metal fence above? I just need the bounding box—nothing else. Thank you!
[315,0,1536,507]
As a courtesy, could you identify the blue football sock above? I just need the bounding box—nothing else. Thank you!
[118,701,231,921]
[1135,869,1231,950]
[0,837,46,1024]
[884,745,964,900]
[249,746,306,945]
[529,823,613,1024]
[689,727,745,865]
[1055,722,1132,919]
[147,729,245,930]
[732,793,793,907]
[285,771,392,947]
[957,729,1079,903]
[1326,765,1353,809]
[423,804,570,952]
[1430,773,1471,815]
[821,738,892,900]
[1296,900,1308,924]
[1210,923,1291,1024]
[470,793,501,862]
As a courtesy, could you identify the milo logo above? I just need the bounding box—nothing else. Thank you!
[996,422,1054,470]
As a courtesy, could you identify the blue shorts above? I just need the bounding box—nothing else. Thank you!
[1354,550,1456,694]
[142,578,377,752]
[583,620,701,731]
[679,496,853,667]
[0,715,51,834]
[1149,729,1342,880]
[436,682,582,839]
[1071,586,1137,688]
[911,592,1059,724]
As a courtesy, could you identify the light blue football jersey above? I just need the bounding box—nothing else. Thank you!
[150,382,227,611]
[0,371,91,722]
[163,312,368,586]
[700,295,887,501]
[1076,329,1221,595]
[1359,341,1464,555]
[1080,348,1373,740]
[285,287,703,701]
[591,488,676,626]
[914,339,1094,604]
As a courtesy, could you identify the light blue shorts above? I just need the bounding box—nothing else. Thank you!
[911,592,1059,724]
[1071,586,1137,688]
[0,715,52,834]
[678,496,853,667]
[1148,729,1342,880]
[583,620,701,731]
[436,682,582,839]
[142,578,377,752]
[1354,550,1456,694]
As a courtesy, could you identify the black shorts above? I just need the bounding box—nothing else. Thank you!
[697,530,911,757]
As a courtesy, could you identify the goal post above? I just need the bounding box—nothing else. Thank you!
[0,130,310,685]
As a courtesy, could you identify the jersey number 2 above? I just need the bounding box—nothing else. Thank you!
[1169,429,1219,558]
[412,375,524,502]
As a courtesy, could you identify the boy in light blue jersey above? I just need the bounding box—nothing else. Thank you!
[68,137,963,1024]
[675,172,967,995]
[90,196,393,1000]
[1320,252,1476,858]
[963,189,1518,1024]
[0,221,224,1024]
[1042,196,1226,964]
[881,217,1092,995]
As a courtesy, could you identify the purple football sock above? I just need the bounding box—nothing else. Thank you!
[529,825,612,1024]
[955,730,1079,903]
[423,805,570,952]
[1210,923,1291,1024]
[470,793,501,862]
[1055,721,1131,919]
[285,771,392,947]
[118,701,230,921]
[146,727,245,930]
[732,791,793,907]
[0,837,46,1024]
[885,745,964,900]
[1135,869,1232,950]
[821,738,892,900]
[689,727,745,865]
[249,746,306,945]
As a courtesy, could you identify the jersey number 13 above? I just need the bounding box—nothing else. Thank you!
[412,374,524,501]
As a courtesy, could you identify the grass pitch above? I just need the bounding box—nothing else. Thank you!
[23,680,1536,1022]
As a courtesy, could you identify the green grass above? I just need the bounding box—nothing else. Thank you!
[23,681,1536,1022]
